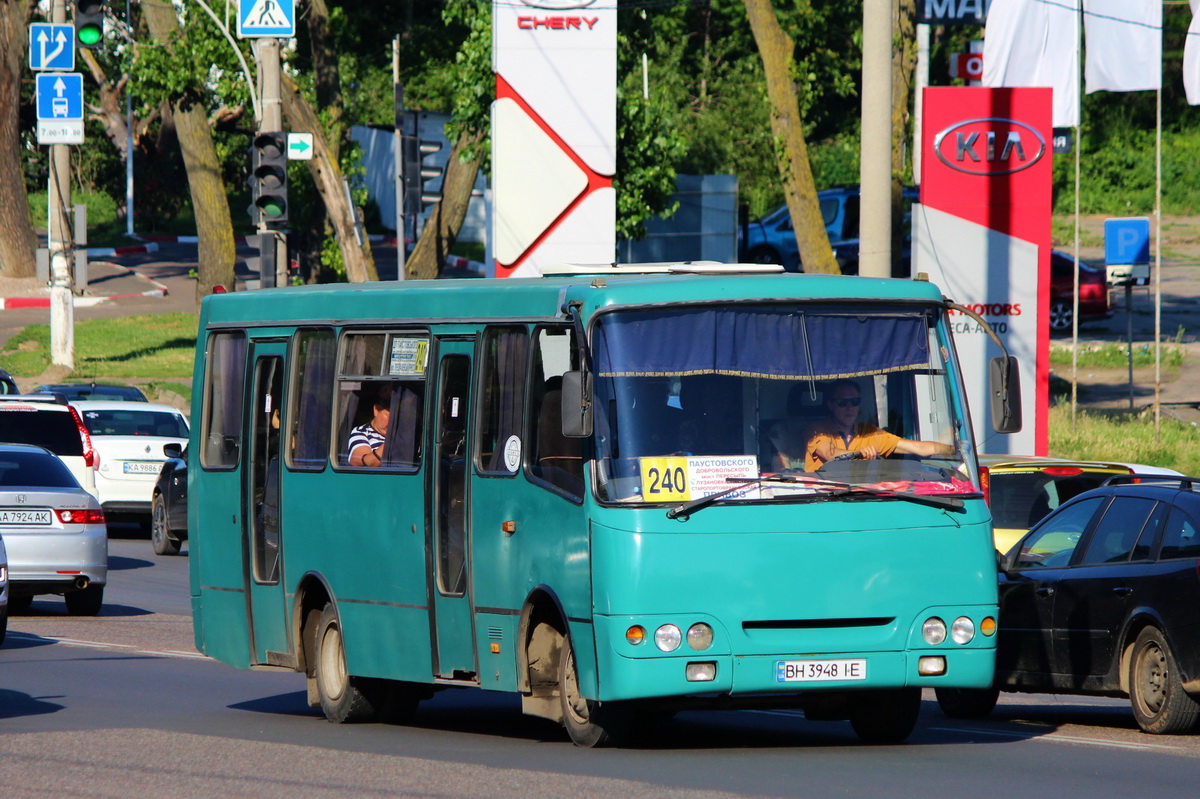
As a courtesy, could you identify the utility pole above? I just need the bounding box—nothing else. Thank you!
[255,37,286,287]
[859,0,893,278]
[49,0,74,369]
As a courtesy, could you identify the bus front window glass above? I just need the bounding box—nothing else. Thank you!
[289,328,335,470]
[201,331,247,469]
[527,326,582,496]
[477,326,529,475]
[591,304,974,504]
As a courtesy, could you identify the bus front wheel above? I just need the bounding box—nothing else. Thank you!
[848,688,921,744]
[559,635,630,747]
[315,603,376,723]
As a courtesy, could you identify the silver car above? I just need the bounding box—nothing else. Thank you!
[0,443,107,616]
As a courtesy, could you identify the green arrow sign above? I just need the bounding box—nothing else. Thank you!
[287,132,314,160]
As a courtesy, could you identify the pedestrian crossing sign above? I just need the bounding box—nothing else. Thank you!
[238,0,295,38]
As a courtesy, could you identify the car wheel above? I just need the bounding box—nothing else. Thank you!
[1129,626,1200,734]
[65,584,104,616]
[151,494,181,556]
[849,688,922,744]
[559,630,630,747]
[746,245,783,266]
[1048,300,1073,331]
[314,602,376,723]
[934,686,999,719]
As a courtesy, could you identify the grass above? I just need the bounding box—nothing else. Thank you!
[0,313,197,387]
[1050,340,1185,369]
[1048,404,1200,474]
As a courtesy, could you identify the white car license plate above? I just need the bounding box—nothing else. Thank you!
[776,658,867,683]
[0,509,52,525]
[123,461,162,474]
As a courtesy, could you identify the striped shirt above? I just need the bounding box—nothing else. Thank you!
[348,423,385,461]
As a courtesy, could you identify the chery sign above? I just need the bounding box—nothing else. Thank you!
[491,0,615,277]
[913,87,1052,456]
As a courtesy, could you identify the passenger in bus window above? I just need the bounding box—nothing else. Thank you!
[804,379,952,472]
[348,387,390,467]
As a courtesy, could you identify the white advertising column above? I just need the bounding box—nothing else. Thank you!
[492,2,616,277]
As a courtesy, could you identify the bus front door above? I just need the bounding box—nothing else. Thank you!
[428,340,477,680]
[244,341,290,666]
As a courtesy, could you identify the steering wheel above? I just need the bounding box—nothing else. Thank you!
[816,450,863,472]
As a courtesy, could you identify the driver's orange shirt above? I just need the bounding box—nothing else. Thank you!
[804,422,901,472]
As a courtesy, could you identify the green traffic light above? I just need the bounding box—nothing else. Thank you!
[77,25,102,46]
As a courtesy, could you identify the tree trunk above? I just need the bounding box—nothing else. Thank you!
[742,0,839,274]
[406,129,484,280]
[142,0,236,303]
[891,0,917,275]
[280,72,378,282]
[80,49,130,161]
[299,0,341,282]
[0,0,39,279]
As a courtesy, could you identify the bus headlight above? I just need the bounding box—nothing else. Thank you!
[951,616,975,644]
[922,617,947,645]
[686,623,713,651]
[654,624,682,652]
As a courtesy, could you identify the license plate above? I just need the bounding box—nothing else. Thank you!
[776,658,867,683]
[123,461,162,474]
[0,509,52,525]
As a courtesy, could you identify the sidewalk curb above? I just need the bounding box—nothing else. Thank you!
[87,241,159,258]
[0,262,169,309]
[133,235,249,245]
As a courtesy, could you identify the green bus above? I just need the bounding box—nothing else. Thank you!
[188,262,1016,746]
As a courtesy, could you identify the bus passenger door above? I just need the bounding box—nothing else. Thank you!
[428,340,477,680]
[245,341,290,666]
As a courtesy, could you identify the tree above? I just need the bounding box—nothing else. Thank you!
[742,0,839,274]
[0,0,38,279]
[140,0,236,301]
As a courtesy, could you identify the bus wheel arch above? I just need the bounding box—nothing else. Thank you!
[518,587,568,722]
[294,572,335,683]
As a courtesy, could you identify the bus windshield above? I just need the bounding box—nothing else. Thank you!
[590,302,978,504]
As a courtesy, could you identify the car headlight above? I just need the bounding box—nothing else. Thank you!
[654,624,682,652]
[922,617,947,645]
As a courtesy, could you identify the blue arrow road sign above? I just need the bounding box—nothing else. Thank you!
[1104,217,1151,265]
[36,73,84,121]
[29,24,75,71]
[238,0,295,38]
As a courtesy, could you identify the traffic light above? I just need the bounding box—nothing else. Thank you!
[74,1,105,49]
[401,116,443,214]
[250,131,288,226]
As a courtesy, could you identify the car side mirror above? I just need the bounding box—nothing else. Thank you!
[560,371,593,438]
[163,442,183,459]
[989,356,1022,434]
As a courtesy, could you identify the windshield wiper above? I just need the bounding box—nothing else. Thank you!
[820,486,976,511]
[666,477,764,520]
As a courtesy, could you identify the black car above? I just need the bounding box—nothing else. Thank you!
[0,367,17,395]
[34,382,148,402]
[937,475,1200,734]
[150,442,188,556]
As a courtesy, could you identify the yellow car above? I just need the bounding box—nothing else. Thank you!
[979,456,1170,553]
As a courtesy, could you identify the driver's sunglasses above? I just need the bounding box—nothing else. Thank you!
[833,397,861,408]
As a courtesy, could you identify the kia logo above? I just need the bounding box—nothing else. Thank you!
[519,0,597,8]
[933,117,1045,176]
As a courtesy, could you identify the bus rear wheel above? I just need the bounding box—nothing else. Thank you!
[559,634,629,747]
[314,603,376,723]
[848,688,921,744]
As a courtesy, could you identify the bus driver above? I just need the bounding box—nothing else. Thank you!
[804,379,953,472]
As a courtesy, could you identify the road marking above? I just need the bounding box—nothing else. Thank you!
[930,725,1182,752]
[8,631,209,660]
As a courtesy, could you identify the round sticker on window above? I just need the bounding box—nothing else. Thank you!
[503,435,521,473]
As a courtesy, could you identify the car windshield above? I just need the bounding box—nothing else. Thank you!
[0,450,79,488]
[590,302,977,505]
[80,409,189,437]
[988,471,1111,529]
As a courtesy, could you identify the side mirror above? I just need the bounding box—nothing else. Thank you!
[163,442,183,459]
[560,371,593,438]
[989,356,1022,434]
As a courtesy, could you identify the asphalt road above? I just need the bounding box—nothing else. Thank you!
[4,538,1200,798]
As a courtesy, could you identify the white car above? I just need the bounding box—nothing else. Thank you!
[0,443,107,615]
[72,400,190,524]
[0,394,98,500]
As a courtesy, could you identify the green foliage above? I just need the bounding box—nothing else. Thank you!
[27,189,119,231]
[1050,342,1185,370]
[1049,405,1200,475]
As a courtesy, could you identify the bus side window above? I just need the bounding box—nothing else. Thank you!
[477,326,528,475]
[288,328,335,470]
[527,327,583,496]
[201,331,247,469]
